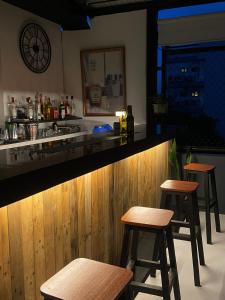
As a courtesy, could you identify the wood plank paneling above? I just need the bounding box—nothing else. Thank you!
[8,202,25,300]
[76,175,86,257]
[70,179,78,260]
[0,206,12,300]
[32,193,46,300]
[61,182,72,266]
[0,142,169,300]
[42,189,56,280]
[20,197,35,300]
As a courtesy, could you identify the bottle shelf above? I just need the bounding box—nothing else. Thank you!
[7,116,82,124]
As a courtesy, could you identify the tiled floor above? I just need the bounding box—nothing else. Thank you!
[136,212,225,300]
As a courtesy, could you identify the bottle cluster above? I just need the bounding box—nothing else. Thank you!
[7,93,76,122]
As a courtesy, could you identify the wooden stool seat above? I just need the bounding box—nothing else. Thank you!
[184,163,215,173]
[121,206,174,229]
[160,180,199,193]
[40,258,133,300]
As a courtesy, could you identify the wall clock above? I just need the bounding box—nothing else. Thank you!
[19,23,51,73]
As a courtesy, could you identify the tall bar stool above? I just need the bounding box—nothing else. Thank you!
[40,258,133,300]
[160,180,205,287]
[120,206,181,300]
[184,163,221,244]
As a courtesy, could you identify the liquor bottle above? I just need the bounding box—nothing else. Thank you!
[46,98,52,120]
[8,97,17,120]
[26,97,34,120]
[65,96,71,117]
[43,96,49,120]
[52,100,59,120]
[59,101,66,120]
[71,96,76,116]
[40,94,44,120]
[126,105,134,135]
[34,92,42,121]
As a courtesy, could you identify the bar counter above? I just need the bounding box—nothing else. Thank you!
[0,125,170,207]
[0,125,171,300]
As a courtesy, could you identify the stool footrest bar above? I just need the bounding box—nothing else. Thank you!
[173,232,191,241]
[171,220,190,228]
[130,281,163,297]
[135,258,170,271]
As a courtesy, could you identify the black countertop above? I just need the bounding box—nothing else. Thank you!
[0,125,171,207]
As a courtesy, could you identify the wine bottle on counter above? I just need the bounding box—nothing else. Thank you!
[126,105,134,135]
[119,109,127,135]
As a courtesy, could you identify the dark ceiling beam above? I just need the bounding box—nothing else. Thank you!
[87,0,225,17]
[86,1,153,16]
[2,0,88,24]
[3,0,225,28]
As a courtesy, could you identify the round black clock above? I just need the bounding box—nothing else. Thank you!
[19,23,51,73]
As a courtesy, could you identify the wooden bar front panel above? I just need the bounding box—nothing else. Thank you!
[0,141,168,300]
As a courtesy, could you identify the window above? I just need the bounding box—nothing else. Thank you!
[165,41,225,148]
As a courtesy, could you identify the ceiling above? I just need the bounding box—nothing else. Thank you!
[3,0,225,30]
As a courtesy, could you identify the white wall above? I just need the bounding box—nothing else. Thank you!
[0,1,64,126]
[62,10,147,126]
[158,11,225,46]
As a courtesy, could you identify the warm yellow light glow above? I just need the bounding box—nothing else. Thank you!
[115,111,122,117]
[115,111,126,117]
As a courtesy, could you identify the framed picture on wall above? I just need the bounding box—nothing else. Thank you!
[80,47,126,116]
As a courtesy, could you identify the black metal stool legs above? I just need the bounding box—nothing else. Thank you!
[159,231,170,300]
[160,188,205,287]
[188,194,201,287]
[210,171,221,233]
[204,174,212,244]
[184,166,221,245]
[120,224,181,300]
[166,227,181,300]
[192,191,205,266]
[121,226,131,268]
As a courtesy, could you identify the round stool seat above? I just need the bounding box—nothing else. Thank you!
[160,179,199,193]
[121,206,174,229]
[184,163,215,173]
[40,258,133,300]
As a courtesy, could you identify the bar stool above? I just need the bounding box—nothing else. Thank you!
[160,179,205,287]
[40,258,133,300]
[120,206,181,300]
[184,162,221,244]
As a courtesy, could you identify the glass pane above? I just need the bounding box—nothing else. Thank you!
[157,47,163,67]
[159,2,225,20]
[157,70,162,95]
